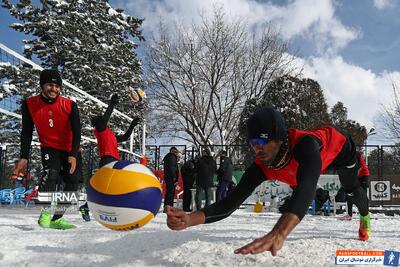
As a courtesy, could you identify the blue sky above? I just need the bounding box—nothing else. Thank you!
[1,0,399,143]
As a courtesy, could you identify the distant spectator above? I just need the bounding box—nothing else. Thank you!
[195,148,217,210]
[181,158,196,212]
[314,186,330,213]
[163,147,181,211]
[11,160,25,188]
[216,150,233,202]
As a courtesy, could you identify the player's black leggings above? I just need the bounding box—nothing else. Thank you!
[40,147,82,220]
[347,176,369,215]
[40,147,82,192]
[333,136,369,217]
[99,156,118,168]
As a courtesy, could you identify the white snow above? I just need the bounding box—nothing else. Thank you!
[2,82,16,93]
[0,207,399,266]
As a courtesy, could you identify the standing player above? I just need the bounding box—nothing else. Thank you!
[14,69,82,230]
[340,151,370,220]
[165,107,371,256]
[79,94,141,221]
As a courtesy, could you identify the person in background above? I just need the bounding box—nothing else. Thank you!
[163,147,181,211]
[181,157,196,212]
[195,148,217,210]
[216,150,233,202]
[11,160,25,188]
[79,93,141,221]
[340,151,370,220]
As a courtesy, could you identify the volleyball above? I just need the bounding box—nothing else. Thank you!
[87,160,162,231]
[129,87,146,105]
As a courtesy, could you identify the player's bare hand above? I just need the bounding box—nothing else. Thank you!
[234,231,285,256]
[166,205,191,230]
[14,159,27,177]
[68,156,77,174]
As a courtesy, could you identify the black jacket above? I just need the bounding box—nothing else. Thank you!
[217,156,233,182]
[195,155,217,187]
[163,152,179,182]
[181,159,196,188]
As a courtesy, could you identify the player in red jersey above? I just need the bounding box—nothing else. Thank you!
[165,107,371,256]
[79,94,141,221]
[14,69,82,230]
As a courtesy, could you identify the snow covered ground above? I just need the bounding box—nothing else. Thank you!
[0,207,399,267]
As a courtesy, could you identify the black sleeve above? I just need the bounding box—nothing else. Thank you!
[20,100,34,159]
[284,136,322,220]
[164,154,178,179]
[69,102,81,158]
[202,163,265,223]
[96,103,115,132]
[116,119,139,143]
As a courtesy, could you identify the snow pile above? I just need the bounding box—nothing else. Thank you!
[0,208,399,266]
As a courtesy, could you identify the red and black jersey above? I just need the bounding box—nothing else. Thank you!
[255,126,347,186]
[21,94,81,159]
[94,127,120,160]
[201,126,363,223]
[25,95,73,152]
[357,152,370,177]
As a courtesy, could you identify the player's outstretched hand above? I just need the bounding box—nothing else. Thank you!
[234,230,285,256]
[110,94,119,105]
[166,205,191,231]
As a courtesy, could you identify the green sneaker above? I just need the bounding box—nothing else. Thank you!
[359,213,371,241]
[38,210,51,228]
[49,217,76,230]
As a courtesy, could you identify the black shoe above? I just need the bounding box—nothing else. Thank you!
[79,204,91,222]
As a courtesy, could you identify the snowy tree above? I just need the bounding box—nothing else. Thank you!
[1,0,144,140]
[0,65,41,176]
[237,75,330,166]
[330,101,348,126]
[379,82,400,140]
[262,76,331,129]
[145,7,298,148]
[367,147,400,176]
[388,144,400,174]
[238,76,331,141]
[330,101,367,145]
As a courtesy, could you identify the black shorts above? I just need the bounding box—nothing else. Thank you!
[99,155,118,168]
[40,147,82,191]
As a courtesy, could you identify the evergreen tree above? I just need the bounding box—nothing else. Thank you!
[1,0,145,182]
[330,101,367,145]
[330,101,348,126]
[238,75,331,135]
[1,0,145,139]
[237,75,331,166]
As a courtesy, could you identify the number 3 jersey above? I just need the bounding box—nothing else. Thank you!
[25,94,74,152]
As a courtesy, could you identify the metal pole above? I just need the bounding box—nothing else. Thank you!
[142,120,146,156]
[130,130,133,153]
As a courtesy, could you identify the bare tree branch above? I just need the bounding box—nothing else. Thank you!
[145,6,299,146]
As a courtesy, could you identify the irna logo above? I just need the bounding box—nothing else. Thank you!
[38,192,79,202]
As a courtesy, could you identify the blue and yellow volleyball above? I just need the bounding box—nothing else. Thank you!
[130,87,146,105]
[87,160,162,231]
